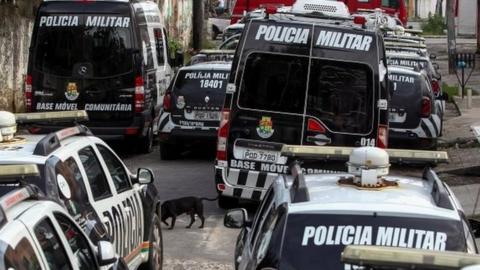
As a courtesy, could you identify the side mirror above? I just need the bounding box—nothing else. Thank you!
[137,168,154,184]
[432,63,440,70]
[97,241,117,266]
[224,208,248,229]
[430,53,437,60]
[441,92,449,101]
[469,219,480,238]
[172,51,184,67]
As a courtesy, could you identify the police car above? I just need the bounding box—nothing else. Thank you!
[224,146,476,270]
[0,111,163,269]
[0,175,127,269]
[159,62,231,159]
[388,66,442,149]
[215,5,390,207]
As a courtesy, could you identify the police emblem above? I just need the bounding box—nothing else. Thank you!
[256,116,274,139]
[65,82,79,101]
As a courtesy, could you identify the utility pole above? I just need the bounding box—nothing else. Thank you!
[447,0,456,74]
[193,0,204,50]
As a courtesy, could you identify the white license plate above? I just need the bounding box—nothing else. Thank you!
[193,111,220,120]
[242,149,280,163]
[389,113,406,123]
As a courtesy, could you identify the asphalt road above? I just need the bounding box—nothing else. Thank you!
[118,143,238,270]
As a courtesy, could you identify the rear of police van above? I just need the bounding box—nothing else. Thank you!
[214,19,389,204]
[26,1,149,142]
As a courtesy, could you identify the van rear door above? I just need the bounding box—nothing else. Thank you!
[388,71,423,129]
[30,2,136,125]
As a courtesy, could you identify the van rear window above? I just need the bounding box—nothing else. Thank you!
[34,14,133,77]
[238,53,374,134]
[174,70,230,94]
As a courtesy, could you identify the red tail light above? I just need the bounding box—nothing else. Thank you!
[377,125,388,149]
[25,75,32,112]
[353,16,367,25]
[421,97,432,118]
[216,109,231,161]
[307,118,326,133]
[134,76,144,113]
[431,79,440,96]
[163,92,172,112]
[265,6,277,15]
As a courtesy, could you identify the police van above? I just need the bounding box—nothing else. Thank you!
[214,9,389,206]
[0,111,163,269]
[0,179,127,270]
[388,66,442,149]
[159,62,231,159]
[224,146,477,270]
[26,0,175,153]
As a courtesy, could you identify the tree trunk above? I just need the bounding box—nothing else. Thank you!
[436,0,444,15]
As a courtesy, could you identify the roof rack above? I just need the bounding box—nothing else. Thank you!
[289,161,310,203]
[34,125,93,156]
[281,145,449,165]
[341,245,480,270]
[0,184,45,230]
[15,110,88,124]
[385,41,427,49]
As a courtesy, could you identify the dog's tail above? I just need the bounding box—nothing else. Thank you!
[199,196,219,201]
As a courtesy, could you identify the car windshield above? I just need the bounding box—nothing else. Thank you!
[34,14,134,77]
[280,214,466,270]
[389,72,421,95]
[174,69,229,94]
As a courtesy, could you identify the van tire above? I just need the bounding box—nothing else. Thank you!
[159,142,176,160]
[139,213,163,270]
[218,196,237,209]
[139,124,154,154]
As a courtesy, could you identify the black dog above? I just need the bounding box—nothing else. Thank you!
[160,196,217,229]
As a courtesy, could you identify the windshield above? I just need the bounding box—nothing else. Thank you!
[389,72,421,95]
[280,214,466,270]
[34,14,134,77]
[174,69,230,94]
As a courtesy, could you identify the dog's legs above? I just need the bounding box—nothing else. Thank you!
[169,216,176,230]
[186,211,195,228]
[198,203,205,228]
[199,215,205,229]
[161,217,169,226]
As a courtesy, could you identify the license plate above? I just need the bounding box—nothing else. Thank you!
[193,111,220,120]
[242,149,280,163]
[389,113,406,123]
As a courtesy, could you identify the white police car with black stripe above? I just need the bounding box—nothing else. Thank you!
[388,66,443,149]
[224,146,478,270]
[0,110,163,269]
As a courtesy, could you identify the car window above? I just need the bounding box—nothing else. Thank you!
[253,201,278,263]
[97,144,131,192]
[154,28,165,65]
[238,53,308,114]
[78,146,112,200]
[250,187,274,245]
[3,237,41,270]
[34,218,72,270]
[54,213,96,270]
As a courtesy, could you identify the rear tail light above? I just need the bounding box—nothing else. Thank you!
[353,16,367,26]
[307,118,326,133]
[163,92,172,112]
[216,109,231,161]
[217,184,226,191]
[421,97,432,118]
[134,76,145,113]
[431,79,440,96]
[25,75,32,112]
[377,125,388,149]
[265,6,277,15]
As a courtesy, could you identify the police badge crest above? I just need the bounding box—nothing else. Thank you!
[256,116,274,139]
[65,82,79,101]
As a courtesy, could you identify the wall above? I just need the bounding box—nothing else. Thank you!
[158,0,193,49]
[0,1,39,112]
[456,0,477,36]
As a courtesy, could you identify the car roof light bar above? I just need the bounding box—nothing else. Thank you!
[0,164,40,179]
[341,245,480,270]
[281,145,449,165]
[15,110,89,124]
[385,42,427,49]
[289,161,310,203]
[33,125,93,156]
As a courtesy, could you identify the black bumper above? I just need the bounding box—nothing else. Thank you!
[159,128,218,144]
[389,130,435,149]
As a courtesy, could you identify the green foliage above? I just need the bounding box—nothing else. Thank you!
[168,38,183,57]
[421,14,446,35]
[442,83,458,102]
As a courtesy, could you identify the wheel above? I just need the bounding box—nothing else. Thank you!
[138,124,154,154]
[218,195,238,209]
[159,142,177,160]
[139,213,163,270]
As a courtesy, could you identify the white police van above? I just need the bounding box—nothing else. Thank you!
[224,146,477,270]
[26,0,176,153]
[0,111,163,269]
[0,173,126,270]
